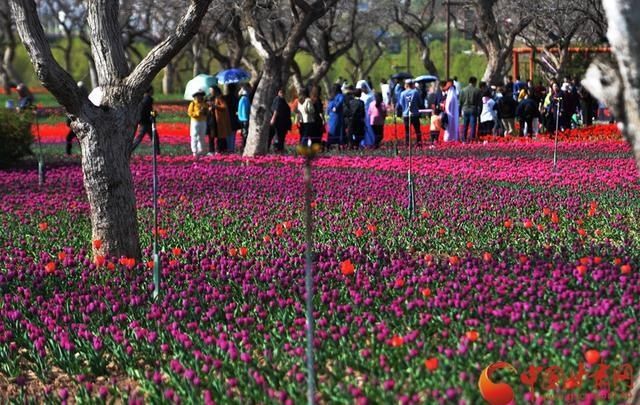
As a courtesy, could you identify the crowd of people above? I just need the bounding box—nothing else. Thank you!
[5,72,604,157]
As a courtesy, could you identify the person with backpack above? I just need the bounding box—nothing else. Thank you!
[515,90,541,137]
[495,85,517,136]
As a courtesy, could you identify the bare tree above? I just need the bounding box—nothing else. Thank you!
[391,0,438,75]
[455,0,531,84]
[520,0,606,79]
[10,0,212,259]
[40,0,87,72]
[344,28,386,84]
[294,0,358,88]
[238,0,338,157]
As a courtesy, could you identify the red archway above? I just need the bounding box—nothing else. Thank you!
[512,47,611,81]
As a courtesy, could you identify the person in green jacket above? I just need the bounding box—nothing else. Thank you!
[458,76,482,143]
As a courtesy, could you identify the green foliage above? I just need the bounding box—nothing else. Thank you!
[0,109,34,166]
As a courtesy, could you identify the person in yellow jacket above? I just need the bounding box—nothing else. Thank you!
[188,89,208,158]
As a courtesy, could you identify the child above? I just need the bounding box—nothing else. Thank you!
[187,89,208,158]
[429,107,443,144]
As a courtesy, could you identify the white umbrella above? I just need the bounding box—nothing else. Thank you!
[183,74,217,100]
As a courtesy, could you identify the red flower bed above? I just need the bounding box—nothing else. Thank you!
[33,122,622,146]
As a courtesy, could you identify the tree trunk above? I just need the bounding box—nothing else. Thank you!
[419,44,438,76]
[482,47,509,85]
[163,62,175,95]
[75,106,141,259]
[243,58,283,157]
[192,36,205,76]
[582,2,640,398]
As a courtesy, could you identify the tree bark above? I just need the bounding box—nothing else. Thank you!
[76,106,141,259]
[244,57,283,156]
[582,2,640,397]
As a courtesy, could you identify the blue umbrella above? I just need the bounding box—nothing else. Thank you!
[184,74,217,100]
[414,75,438,83]
[216,68,251,85]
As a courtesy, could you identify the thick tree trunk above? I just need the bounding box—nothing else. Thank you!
[243,58,283,156]
[163,62,175,95]
[482,47,509,85]
[75,106,141,259]
[582,2,640,399]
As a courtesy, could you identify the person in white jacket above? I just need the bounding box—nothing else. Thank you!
[479,90,497,136]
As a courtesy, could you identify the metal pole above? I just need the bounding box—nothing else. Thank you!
[303,155,316,405]
[393,107,398,156]
[151,112,161,299]
[552,97,561,171]
[33,107,45,186]
[446,1,451,80]
[407,36,411,76]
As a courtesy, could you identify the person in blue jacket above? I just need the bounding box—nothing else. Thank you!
[237,87,251,149]
[326,83,345,148]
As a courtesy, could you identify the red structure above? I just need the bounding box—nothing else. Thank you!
[512,47,611,81]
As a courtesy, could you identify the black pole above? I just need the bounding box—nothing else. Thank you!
[151,112,161,299]
[299,145,318,405]
[33,107,45,186]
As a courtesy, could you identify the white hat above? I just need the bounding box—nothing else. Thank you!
[405,78,413,84]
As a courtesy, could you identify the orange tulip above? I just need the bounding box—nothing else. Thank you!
[44,261,56,274]
[466,330,479,342]
[421,287,432,298]
[503,219,513,229]
[390,335,404,347]
[172,247,182,256]
[92,239,102,249]
[584,349,600,365]
[354,228,364,237]
[146,261,154,269]
[613,257,623,266]
[576,265,587,276]
[94,255,106,267]
[394,278,405,288]
[448,256,460,266]
[577,228,587,237]
[542,207,551,216]
[551,212,559,224]
[263,235,271,243]
[367,224,377,233]
[239,247,248,257]
[482,252,493,262]
[523,220,533,229]
[57,252,66,261]
[621,264,631,274]
[38,222,48,231]
[424,357,438,371]
[424,254,434,264]
[228,248,238,257]
[340,259,355,276]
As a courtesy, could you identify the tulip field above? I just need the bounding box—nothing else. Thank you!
[1,125,640,403]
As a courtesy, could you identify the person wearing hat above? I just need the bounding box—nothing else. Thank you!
[398,79,423,146]
[237,86,251,150]
[187,89,208,158]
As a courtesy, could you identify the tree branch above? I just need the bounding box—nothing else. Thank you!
[125,0,212,95]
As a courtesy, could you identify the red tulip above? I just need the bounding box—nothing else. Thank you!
[422,287,432,298]
[584,349,600,365]
[92,239,102,249]
[340,259,354,276]
[44,261,56,274]
[424,357,438,371]
[390,335,404,347]
[466,330,479,342]
[621,264,631,274]
[38,222,48,231]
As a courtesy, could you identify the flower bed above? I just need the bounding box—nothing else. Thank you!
[33,122,623,147]
[0,137,639,403]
